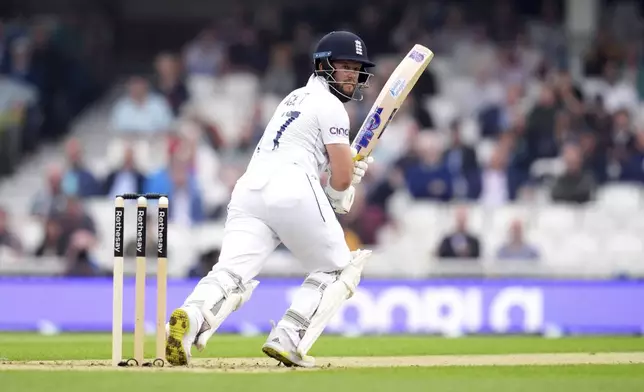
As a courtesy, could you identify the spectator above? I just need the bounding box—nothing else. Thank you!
[551,143,595,203]
[496,219,540,261]
[153,52,189,117]
[597,61,638,115]
[144,157,205,226]
[403,134,453,201]
[49,196,97,257]
[525,84,559,159]
[623,130,644,183]
[498,83,528,134]
[443,120,479,200]
[61,138,101,198]
[436,206,481,260]
[34,218,65,257]
[31,164,67,218]
[183,28,227,77]
[63,229,100,277]
[606,109,636,182]
[102,144,146,198]
[110,75,174,134]
[479,145,511,206]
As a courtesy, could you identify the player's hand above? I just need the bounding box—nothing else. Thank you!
[351,147,374,184]
[324,181,355,214]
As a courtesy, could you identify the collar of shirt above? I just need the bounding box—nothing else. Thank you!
[306,74,330,92]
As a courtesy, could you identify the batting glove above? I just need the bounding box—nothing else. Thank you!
[351,147,374,184]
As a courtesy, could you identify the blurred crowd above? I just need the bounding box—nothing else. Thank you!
[2,0,644,276]
[0,15,110,176]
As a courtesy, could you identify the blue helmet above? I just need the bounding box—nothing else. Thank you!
[312,31,375,102]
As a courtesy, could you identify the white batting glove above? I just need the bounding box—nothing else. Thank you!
[351,147,374,184]
[324,181,355,215]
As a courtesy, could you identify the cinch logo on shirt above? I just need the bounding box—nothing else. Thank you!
[329,127,349,136]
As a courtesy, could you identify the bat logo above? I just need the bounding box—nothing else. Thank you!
[365,107,383,131]
[389,79,406,98]
[408,50,425,62]
[355,107,384,152]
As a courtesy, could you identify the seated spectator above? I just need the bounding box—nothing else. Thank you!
[0,206,22,256]
[61,138,101,198]
[49,197,97,257]
[604,109,637,182]
[183,28,226,77]
[525,85,559,160]
[496,219,540,261]
[64,230,101,277]
[144,156,205,226]
[102,144,146,198]
[403,134,453,201]
[623,130,644,183]
[498,83,528,133]
[436,206,481,260]
[153,52,189,117]
[34,218,65,257]
[443,120,479,199]
[596,61,638,115]
[551,143,596,203]
[31,164,67,218]
[110,75,174,134]
[478,145,511,206]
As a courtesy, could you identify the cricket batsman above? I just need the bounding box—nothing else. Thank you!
[165,30,376,368]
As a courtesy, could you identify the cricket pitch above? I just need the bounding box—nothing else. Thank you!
[2,352,644,373]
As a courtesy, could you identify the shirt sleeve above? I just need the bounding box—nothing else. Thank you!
[318,100,350,145]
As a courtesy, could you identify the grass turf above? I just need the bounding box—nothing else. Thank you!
[1,333,644,360]
[1,334,643,392]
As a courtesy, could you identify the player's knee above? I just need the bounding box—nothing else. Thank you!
[302,271,339,293]
[208,268,246,295]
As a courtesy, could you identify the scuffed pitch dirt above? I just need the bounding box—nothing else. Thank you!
[1,353,644,373]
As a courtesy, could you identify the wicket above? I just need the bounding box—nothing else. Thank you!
[112,193,169,367]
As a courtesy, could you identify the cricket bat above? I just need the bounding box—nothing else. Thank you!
[351,44,434,161]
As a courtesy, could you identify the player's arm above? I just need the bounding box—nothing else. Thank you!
[326,143,353,191]
[319,103,355,213]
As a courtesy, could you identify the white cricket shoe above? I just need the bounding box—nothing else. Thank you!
[262,324,315,368]
[165,306,201,366]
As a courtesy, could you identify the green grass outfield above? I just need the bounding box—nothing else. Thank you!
[1,333,644,391]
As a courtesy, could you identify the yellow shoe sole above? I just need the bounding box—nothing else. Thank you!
[165,309,190,366]
[262,345,296,367]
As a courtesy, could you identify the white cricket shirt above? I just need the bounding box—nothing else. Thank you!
[244,74,350,178]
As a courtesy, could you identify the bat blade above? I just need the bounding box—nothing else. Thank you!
[351,44,434,161]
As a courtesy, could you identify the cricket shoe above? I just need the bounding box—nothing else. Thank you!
[262,323,315,368]
[165,306,201,366]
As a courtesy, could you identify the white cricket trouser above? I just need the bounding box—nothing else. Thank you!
[212,163,351,283]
